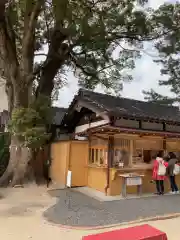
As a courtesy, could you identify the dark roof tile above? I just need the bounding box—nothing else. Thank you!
[79,89,180,123]
[51,107,67,125]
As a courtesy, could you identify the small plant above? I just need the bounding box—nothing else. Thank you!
[8,95,51,149]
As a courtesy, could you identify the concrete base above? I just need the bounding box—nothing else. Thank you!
[49,182,66,190]
[73,187,178,202]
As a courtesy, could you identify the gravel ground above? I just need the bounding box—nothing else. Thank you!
[44,189,180,227]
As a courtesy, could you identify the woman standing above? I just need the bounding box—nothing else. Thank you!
[152,152,167,195]
[166,152,179,194]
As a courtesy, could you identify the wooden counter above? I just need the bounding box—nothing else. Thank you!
[115,164,153,171]
[109,165,154,196]
[87,163,180,196]
[87,164,154,196]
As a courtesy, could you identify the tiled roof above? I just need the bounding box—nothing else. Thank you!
[51,107,67,125]
[78,89,180,123]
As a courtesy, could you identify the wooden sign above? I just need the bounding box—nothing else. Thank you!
[127,177,142,186]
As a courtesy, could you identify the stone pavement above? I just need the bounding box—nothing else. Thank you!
[0,186,180,240]
[44,188,180,227]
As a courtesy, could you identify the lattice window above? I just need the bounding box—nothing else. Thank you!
[113,149,130,167]
[89,147,108,166]
[132,149,143,165]
[113,138,131,167]
[114,138,130,150]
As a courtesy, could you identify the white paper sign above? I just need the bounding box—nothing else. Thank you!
[66,170,72,187]
[127,177,142,186]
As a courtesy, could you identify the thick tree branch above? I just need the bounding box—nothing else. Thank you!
[70,53,97,78]
[22,0,44,78]
[0,16,19,85]
[36,25,69,98]
[109,27,180,42]
[0,0,7,21]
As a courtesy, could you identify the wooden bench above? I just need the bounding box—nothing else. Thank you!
[82,224,168,240]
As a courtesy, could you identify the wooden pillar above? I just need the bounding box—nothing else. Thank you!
[88,134,92,164]
[105,136,114,195]
[163,138,167,155]
[129,139,134,167]
[108,136,114,167]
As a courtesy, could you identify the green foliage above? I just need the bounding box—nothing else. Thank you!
[143,2,180,105]
[1,0,162,96]
[0,133,10,177]
[3,0,180,106]
[143,89,176,105]
[8,96,51,148]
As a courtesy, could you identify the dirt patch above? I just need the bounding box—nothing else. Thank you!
[0,203,46,217]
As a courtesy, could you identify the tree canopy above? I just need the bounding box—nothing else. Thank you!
[143,2,180,105]
[0,0,170,104]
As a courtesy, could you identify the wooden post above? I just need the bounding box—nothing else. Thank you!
[105,136,114,195]
[163,138,167,155]
[129,139,134,167]
[108,136,114,167]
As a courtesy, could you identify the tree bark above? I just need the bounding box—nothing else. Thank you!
[0,0,43,186]
[0,135,21,186]
[0,1,69,186]
[10,146,33,186]
[0,83,32,186]
[10,84,31,186]
[36,27,69,98]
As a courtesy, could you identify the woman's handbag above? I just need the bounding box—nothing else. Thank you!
[173,164,180,175]
[158,161,166,176]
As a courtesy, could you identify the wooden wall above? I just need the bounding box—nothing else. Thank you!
[87,167,107,192]
[50,141,70,187]
[109,168,180,196]
[50,140,88,187]
[135,138,163,150]
[166,140,180,151]
[50,136,180,196]
[32,147,48,184]
[69,141,88,187]
[87,134,180,196]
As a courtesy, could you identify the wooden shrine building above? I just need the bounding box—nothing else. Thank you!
[50,89,180,196]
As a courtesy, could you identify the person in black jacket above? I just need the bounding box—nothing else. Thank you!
[166,152,179,194]
[43,158,51,188]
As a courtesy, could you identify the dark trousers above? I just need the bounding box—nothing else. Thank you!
[156,180,164,194]
[169,175,178,192]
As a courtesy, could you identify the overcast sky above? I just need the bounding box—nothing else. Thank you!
[55,0,174,108]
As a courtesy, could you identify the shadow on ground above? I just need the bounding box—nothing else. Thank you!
[44,189,180,227]
[0,202,46,217]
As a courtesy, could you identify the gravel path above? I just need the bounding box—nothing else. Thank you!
[44,189,180,227]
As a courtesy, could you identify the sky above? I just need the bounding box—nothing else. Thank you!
[55,0,175,108]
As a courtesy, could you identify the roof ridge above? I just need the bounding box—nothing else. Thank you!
[79,88,178,110]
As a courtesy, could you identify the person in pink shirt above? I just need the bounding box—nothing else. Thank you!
[152,152,168,195]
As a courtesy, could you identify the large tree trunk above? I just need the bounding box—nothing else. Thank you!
[11,85,33,186]
[0,136,20,186]
[9,146,33,186]
[0,0,44,186]
[0,84,34,186]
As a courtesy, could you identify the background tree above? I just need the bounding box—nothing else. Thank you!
[143,2,180,106]
[0,0,170,185]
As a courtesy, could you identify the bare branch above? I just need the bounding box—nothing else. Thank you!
[34,53,47,57]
